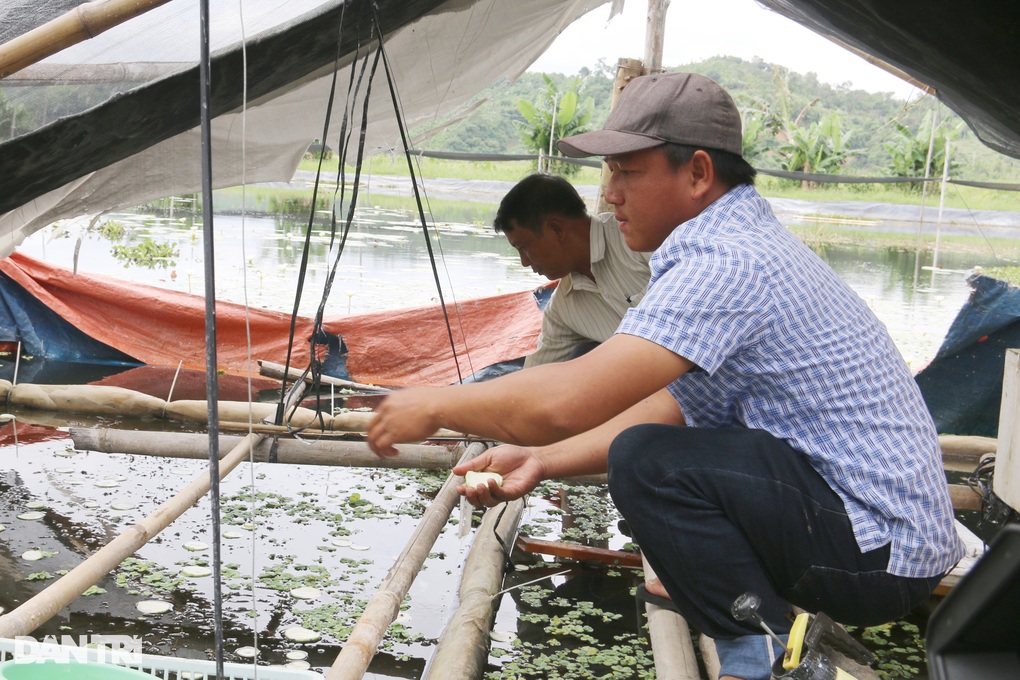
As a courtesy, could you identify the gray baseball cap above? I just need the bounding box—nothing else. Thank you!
[557,72,743,158]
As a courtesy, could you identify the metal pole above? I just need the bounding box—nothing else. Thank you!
[930,140,951,289]
[912,106,939,290]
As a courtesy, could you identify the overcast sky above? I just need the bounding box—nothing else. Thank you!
[529,0,922,99]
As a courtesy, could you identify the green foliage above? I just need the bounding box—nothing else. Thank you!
[0,89,18,141]
[884,113,965,191]
[854,621,925,679]
[97,220,127,242]
[982,265,1020,286]
[414,56,1019,183]
[486,584,654,679]
[111,237,179,269]
[776,111,859,179]
[515,74,595,177]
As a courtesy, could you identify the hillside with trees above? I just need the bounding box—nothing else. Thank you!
[417,56,1020,184]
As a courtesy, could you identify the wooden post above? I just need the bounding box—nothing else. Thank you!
[993,348,1020,513]
[0,432,261,637]
[423,498,526,679]
[644,0,671,73]
[326,441,487,680]
[595,58,646,214]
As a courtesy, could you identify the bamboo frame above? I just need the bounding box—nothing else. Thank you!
[259,360,391,394]
[326,441,487,680]
[699,636,722,680]
[0,432,261,637]
[640,555,701,680]
[0,0,174,79]
[423,498,526,679]
[69,427,456,469]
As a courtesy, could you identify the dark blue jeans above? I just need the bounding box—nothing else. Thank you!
[607,424,943,640]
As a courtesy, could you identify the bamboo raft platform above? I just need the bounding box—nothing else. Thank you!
[0,369,1013,680]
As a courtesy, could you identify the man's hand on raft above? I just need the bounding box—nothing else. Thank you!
[367,387,442,457]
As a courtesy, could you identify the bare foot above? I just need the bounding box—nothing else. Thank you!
[644,577,671,600]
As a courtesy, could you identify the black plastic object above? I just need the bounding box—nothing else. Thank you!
[927,523,1020,679]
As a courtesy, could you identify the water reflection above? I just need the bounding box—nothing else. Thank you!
[5,194,1018,678]
[17,195,1003,369]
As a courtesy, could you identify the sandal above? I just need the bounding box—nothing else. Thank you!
[635,582,681,614]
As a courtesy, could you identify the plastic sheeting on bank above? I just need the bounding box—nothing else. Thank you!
[0,251,543,386]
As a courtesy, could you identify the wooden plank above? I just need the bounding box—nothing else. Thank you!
[514,536,642,568]
[935,520,986,596]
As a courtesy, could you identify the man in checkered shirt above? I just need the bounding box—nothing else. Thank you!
[369,72,963,680]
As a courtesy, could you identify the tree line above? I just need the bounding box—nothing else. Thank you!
[419,56,1020,189]
[4,55,1019,188]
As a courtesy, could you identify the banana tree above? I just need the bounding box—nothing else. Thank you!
[884,114,963,192]
[776,112,858,187]
[515,74,593,177]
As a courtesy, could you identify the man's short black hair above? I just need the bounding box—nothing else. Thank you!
[493,173,588,234]
[662,143,757,188]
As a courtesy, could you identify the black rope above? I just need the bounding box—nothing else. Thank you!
[196,0,225,675]
[492,501,517,570]
[282,21,384,437]
[275,0,351,429]
[967,455,1020,530]
[371,1,465,384]
[277,0,472,430]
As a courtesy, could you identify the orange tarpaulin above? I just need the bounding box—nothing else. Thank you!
[0,251,543,386]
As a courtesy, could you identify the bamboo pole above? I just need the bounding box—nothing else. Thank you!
[824,36,935,96]
[326,441,487,680]
[0,0,174,79]
[0,432,261,638]
[699,635,722,680]
[70,428,456,469]
[644,0,670,73]
[423,498,526,679]
[940,434,998,459]
[259,360,391,394]
[640,555,701,680]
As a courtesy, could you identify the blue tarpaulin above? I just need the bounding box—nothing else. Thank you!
[915,274,1020,437]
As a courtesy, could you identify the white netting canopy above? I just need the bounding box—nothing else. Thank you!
[0,0,613,256]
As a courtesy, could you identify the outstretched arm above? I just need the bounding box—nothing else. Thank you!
[455,388,684,507]
[367,333,691,455]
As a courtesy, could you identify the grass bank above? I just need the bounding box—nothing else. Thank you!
[299,155,1020,214]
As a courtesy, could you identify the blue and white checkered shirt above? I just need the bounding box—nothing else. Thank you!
[618,184,964,579]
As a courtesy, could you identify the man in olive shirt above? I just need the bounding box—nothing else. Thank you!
[494,173,651,367]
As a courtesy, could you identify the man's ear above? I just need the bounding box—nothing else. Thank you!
[688,150,716,199]
[544,217,567,241]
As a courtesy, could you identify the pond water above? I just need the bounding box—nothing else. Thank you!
[2,187,1018,679]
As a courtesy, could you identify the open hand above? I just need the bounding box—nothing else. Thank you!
[454,444,545,507]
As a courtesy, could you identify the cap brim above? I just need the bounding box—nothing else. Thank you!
[557,129,664,158]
